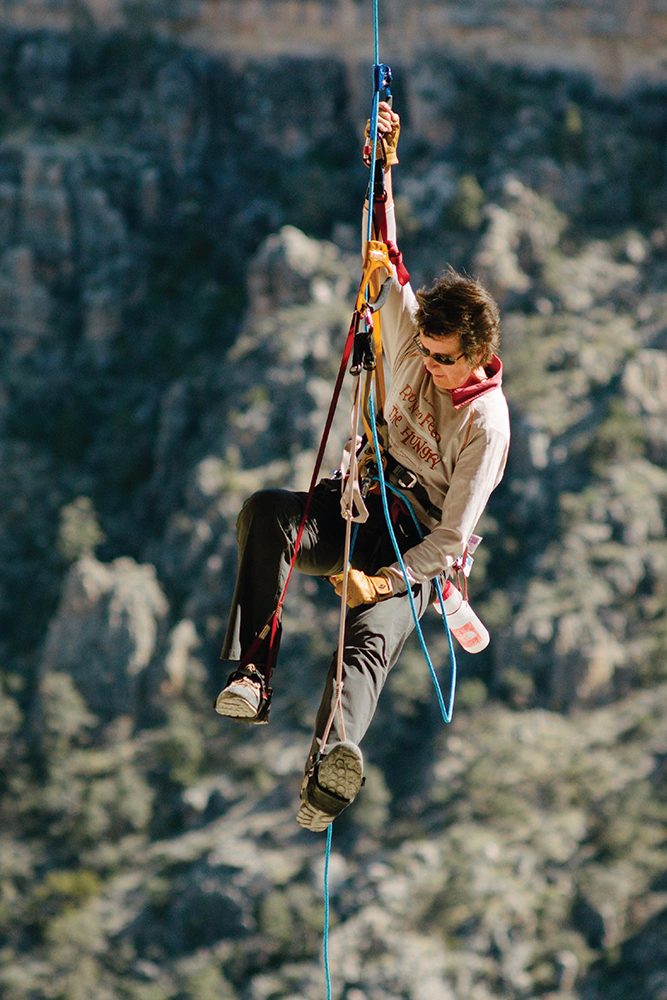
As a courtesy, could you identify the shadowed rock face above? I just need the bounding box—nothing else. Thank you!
[581,906,667,1000]
[2,18,667,1000]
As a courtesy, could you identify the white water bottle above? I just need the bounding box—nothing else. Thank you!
[437,580,490,653]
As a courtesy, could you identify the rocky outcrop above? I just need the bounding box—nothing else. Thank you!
[623,348,667,466]
[474,176,568,300]
[4,679,666,1000]
[39,555,169,720]
[456,169,667,710]
[154,224,358,641]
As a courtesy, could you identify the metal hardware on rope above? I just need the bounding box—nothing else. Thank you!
[355,240,393,313]
[370,65,393,203]
[351,316,375,375]
[373,63,392,95]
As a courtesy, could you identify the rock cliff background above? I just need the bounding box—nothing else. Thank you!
[2,8,667,1000]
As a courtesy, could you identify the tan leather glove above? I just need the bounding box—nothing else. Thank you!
[330,569,393,608]
[363,116,400,166]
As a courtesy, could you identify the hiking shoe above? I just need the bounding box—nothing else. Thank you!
[296,741,364,832]
[214,664,269,723]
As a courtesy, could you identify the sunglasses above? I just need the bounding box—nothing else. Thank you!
[413,337,465,366]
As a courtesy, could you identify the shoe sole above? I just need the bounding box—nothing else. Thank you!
[214,689,259,719]
[296,743,363,832]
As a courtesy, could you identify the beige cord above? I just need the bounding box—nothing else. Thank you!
[319,373,366,751]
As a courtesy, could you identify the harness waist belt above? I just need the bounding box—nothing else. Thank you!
[383,453,441,522]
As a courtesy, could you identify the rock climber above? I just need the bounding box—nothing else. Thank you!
[214,101,511,832]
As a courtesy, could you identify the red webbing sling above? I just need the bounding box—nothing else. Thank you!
[235,312,357,686]
[233,195,404,695]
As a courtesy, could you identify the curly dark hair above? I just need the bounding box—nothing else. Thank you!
[414,267,500,366]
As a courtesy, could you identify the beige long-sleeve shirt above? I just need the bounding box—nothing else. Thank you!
[374,205,511,588]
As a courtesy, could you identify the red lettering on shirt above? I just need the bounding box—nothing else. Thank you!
[388,403,403,427]
[396,383,441,444]
[398,383,417,403]
[399,426,440,470]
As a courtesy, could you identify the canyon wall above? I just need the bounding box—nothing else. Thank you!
[3,0,667,91]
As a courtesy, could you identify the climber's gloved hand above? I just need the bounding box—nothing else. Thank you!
[330,568,393,608]
[363,101,400,167]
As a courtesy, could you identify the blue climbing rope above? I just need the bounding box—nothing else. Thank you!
[368,381,457,724]
[380,480,458,720]
[321,395,459,1000]
[323,824,333,1000]
[322,4,459,995]
[365,109,380,245]
[365,0,383,245]
[323,10,383,976]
